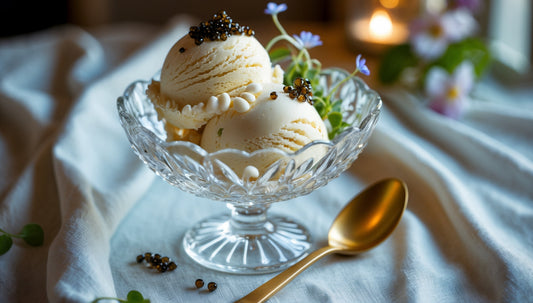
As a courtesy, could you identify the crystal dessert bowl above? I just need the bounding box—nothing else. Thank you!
[117,69,382,274]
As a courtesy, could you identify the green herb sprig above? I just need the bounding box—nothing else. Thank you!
[0,223,44,255]
[92,290,150,303]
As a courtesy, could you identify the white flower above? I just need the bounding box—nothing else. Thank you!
[425,61,475,118]
[410,9,477,60]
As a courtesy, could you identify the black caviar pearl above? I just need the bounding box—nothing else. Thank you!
[207,282,217,292]
[159,264,168,273]
[195,279,205,288]
[161,256,170,263]
[187,11,254,45]
[179,47,185,53]
[144,252,152,261]
[270,91,278,100]
[168,262,177,271]
[136,255,144,263]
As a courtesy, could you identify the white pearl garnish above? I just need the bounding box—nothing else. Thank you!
[245,83,262,94]
[206,96,218,113]
[218,93,231,112]
[242,165,259,181]
[240,92,256,103]
[233,97,250,113]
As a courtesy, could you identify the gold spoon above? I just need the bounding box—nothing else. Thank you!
[235,178,408,303]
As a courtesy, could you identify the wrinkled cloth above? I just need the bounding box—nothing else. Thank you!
[0,18,532,303]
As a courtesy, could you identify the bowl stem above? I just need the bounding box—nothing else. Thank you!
[182,202,312,274]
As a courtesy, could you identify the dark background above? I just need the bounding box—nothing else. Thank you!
[0,0,342,37]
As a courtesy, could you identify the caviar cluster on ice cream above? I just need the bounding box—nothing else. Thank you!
[146,11,329,177]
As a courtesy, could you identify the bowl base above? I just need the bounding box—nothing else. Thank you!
[183,214,312,274]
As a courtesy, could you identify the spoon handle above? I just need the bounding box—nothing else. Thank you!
[235,246,339,303]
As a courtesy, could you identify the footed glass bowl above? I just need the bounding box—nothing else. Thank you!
[117,69,381,274]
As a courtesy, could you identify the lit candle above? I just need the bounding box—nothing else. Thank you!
[346,0,416,54]
[369,10,394,41]
[351,9,408,45]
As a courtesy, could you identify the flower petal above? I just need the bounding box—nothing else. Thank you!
[292,31,322,49]
[425,66,450,97]
[265,2,287,15]
[356,54,370,75]
[442,8,477,41]
[453,61,475,93]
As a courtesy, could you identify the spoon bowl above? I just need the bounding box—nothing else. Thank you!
[328,178,408,254]
[236,178,408,303]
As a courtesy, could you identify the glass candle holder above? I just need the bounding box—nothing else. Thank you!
[346,0,421,54]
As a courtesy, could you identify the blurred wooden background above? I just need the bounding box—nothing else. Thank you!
[0,0,347,37]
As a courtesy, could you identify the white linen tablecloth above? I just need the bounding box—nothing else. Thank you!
[0,17,532,303]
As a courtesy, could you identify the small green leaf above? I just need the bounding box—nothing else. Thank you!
[305,68,319,84]
[19,224,44,246]
[284,62,297,85]
[328,127,341,140]
[378,44,418,84]
[217,128,224,137]
[126,290,145,303]
[313,97,327,117]
[269,47,291,63]
[0,234,13,256]
[328,111,343,129]
[331,99,343,112]
[430,38,491,79]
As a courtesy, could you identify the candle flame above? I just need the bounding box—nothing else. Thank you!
[369,10,393,39]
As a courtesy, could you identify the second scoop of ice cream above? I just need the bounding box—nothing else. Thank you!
[201,83,329,176]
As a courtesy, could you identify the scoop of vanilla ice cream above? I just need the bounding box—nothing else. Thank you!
[200,83,329,177]
[147,35,283,130]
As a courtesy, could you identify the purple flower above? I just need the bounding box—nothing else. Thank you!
[292,31,322,49]
[356,55,370,76]
[265,2,287,15]
[425,61,475,118]
[410,9,477,60]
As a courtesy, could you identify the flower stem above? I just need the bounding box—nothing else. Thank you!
[326,69,359,101]
[272,13,289,38]
[265,35,287,51]
[0,228,16,238]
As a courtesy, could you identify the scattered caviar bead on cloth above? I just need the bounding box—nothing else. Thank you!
[136,253,176,273]
[270,91,278,99]
[207,282,217,292]
[195,279,205,288]
[168,262,177,271]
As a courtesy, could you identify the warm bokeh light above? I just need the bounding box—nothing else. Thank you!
[369,10,393,39]
[379,0,400,9]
